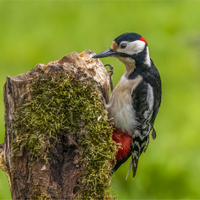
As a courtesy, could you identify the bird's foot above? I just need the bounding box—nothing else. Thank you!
[104,64,114,92]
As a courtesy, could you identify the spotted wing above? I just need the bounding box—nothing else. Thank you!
[130,73,161,177]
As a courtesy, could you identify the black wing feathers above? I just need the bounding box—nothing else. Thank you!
[128,60,161,177]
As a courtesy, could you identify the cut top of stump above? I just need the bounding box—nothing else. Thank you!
[10,50,110,105]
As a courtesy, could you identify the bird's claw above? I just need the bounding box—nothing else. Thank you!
[104,64,114,92]
[104,64,114,76]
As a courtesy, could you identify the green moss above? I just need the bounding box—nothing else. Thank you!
[12,67,117,199]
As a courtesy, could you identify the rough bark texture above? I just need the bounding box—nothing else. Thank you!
[0,50,111,199]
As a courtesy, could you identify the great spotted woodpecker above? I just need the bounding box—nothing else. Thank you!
[92,32,161,178]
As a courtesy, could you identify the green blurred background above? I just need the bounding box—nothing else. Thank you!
[1,1,200,199]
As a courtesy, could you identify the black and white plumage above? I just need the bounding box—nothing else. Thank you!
[92,32,161,178]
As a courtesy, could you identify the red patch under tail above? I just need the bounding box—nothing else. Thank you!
[112,128,132,161]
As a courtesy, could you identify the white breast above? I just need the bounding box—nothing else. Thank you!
[106,74,143,134]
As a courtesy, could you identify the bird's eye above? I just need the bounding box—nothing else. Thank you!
[120,43,127,49]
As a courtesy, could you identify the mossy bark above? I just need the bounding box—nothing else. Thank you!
[0,50,117,199]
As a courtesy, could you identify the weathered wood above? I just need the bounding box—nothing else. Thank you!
[0,50,113,199]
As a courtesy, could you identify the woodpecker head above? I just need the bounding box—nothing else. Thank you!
[92,32,151,72]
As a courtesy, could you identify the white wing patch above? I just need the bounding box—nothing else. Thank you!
[147,84,154,111]
[144,84,154,120]
[144,47,151,67]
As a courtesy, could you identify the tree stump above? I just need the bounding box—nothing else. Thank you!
[0,50,117,199]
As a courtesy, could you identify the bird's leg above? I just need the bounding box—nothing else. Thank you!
[104,64,114,92]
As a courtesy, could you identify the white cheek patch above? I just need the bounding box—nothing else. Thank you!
[118,40,146,55]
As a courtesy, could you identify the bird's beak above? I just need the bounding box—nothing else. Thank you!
[92,49,117,58]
